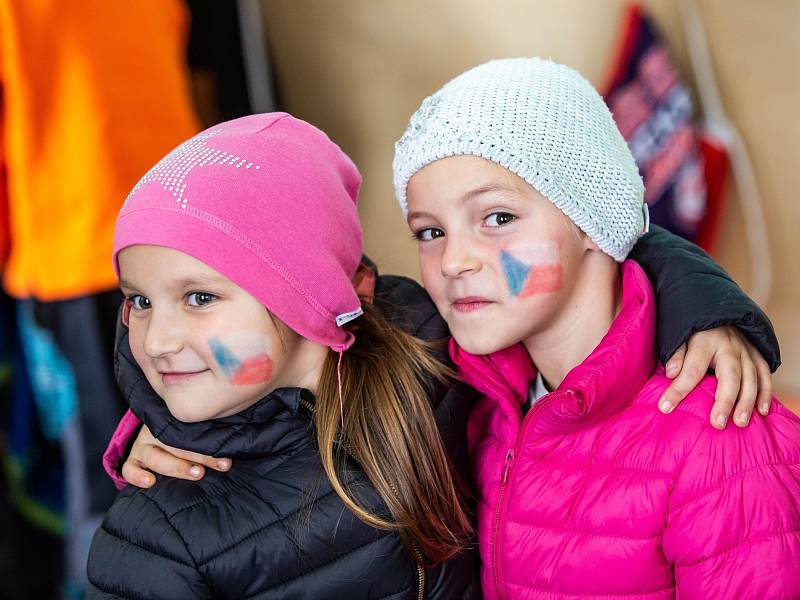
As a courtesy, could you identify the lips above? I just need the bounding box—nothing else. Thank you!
[161,370,209,385]
[451,296,494,313]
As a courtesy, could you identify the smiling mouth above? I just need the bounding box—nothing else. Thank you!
[161,370,209,385]
[451,297,494,313]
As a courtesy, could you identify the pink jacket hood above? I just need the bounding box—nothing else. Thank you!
[452,261,800,599]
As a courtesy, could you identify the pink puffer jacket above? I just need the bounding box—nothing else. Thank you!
[452,261,800,600]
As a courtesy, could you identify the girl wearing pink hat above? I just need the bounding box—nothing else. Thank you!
[87,113,478,598]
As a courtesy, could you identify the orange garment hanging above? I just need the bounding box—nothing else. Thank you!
[0,0,200,300]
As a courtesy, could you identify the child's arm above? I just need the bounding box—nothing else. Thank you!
[630,225,779,428]
[103,410,230,490]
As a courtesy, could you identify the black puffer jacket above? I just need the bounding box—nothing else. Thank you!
[87,275,481,600]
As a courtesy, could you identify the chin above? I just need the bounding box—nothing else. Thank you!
[163,399,214,423]
[451,328,518,356]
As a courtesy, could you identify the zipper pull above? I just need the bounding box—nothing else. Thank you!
[501,449,514,485]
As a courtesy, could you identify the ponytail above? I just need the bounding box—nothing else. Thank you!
[315,301,472,563]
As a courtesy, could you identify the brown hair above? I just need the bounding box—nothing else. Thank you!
[314,300,472,564]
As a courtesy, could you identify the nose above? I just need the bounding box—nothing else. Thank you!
[440,233,481,279]
[143,309,184,358]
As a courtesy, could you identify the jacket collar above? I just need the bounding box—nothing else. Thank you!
[114,319,314,459]
[451,260,657,433]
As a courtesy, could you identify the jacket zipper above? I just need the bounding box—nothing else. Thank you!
[489,390,570,600]
[411,542,426,600]
[298,395,425,599]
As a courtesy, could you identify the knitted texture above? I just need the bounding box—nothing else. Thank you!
[393,57,647,261]
[114,113,363,351]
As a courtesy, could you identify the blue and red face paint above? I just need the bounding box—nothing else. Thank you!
[209,338,273,386]
[500,250,563,298]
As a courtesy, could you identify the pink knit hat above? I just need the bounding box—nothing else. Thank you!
[113,113,363,352]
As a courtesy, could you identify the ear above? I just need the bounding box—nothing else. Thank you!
[582,233,603,253]
[566,220,601,253]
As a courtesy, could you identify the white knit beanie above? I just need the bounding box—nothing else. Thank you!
[393,57,648,261]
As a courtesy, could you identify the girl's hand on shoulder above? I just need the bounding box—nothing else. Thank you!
[657,326,772,430]
[122,424,232,488]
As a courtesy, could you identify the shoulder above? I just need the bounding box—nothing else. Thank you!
[633,371,800,456]
[96,472,229,552]
[629,372,800,504]
[636,377,800,590]
[88,479,210,597]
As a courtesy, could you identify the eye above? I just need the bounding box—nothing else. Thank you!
[128,295,151,311]
[186,292,217,307]
[414,227,445,242]
[484,212,516,227]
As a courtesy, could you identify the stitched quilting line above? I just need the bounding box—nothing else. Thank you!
[669,460,800,514]
[84,583,155,600]
[677,527,800,568]
[505,580,675,598]
[240,534,393,599]
[197,479,359,566]
[165,447,313,520]
[98,523,196,570]
[505,455,675,481]
[502,521,664,542]
[139,493,214,590]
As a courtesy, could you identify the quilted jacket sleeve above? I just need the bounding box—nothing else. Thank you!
[662,394,800,599]
[102,408,142,490]
[630,224,780,372]
[86,488,210,599]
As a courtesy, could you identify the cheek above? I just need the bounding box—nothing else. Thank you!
[229,355,273,386]
[208,333,274,386]
[498,242,563,299]
[127,327,150,371]
[420,264,449,308]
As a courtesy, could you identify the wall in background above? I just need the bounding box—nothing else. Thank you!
[260,0,800,393]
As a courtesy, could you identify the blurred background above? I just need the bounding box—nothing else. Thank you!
[0,1,797,598]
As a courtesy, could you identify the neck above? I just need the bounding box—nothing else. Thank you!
[290,339,328,396]
[268,336,328,397]
[523,252,621,389]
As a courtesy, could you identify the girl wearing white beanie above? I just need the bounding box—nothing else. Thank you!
[395,57,799,599]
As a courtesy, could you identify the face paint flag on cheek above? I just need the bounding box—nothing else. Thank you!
[209,338,273,385]
[500,248,563,299]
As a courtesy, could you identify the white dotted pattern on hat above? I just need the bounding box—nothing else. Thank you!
[393,57,646,261]
[123,127,261,211]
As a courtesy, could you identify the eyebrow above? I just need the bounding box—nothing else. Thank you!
[118,278,138,290]
[407,183,521,221]
[172,275,229,289]
[463,183,524,204]
[118,275,228,292]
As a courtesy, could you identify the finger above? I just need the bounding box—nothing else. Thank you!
[121,459,156,489]
[731,353,758,428]
[750,348,774,417]
[141,444,206,481]
[665,343,687,379]
[131,429,231,472]
[710,352,743,430]
[658,346,711,414]
[166,448,232,472]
